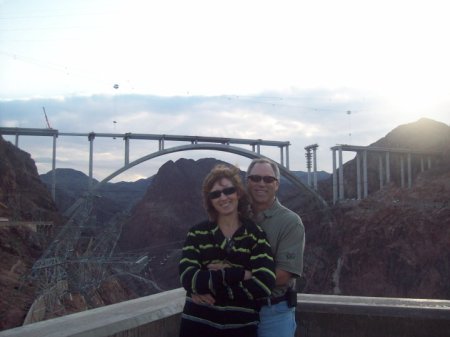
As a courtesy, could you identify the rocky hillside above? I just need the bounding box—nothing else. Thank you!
[0,136,61,222]
[305,118,450,298]
[0,136,63,330]
[298,166,450,299]
[333,168,450,298]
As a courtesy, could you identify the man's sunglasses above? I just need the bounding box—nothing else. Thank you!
[247,175,278,183]
[208,186,237,200]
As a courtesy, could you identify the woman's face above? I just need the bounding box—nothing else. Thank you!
[209,178,239,217]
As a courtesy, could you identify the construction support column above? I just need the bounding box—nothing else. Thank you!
[400,155,405,188]
[285,145,290,170]
[338,146,344,200]
[51,134,57,200]
[280,146,284,167]
[305,144,318,189]
[332,149,338,204]
[356,152,361,200]
[363,150,368,198]
[313,146,318,190]
[305,148,312,187]
[124,135,130,166]
[88,132,95,190]
[407,153,412,188]
[385,152,390,184]
[379,154,383,189]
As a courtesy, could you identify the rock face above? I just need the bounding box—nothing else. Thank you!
[307,118,450,298]
[0,136,60,222]
[0,225,43,330]
[0,136,62,330]
[117,158,222,252]
[329,169,450,299]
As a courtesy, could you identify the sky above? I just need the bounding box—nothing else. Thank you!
[1,0,449,182]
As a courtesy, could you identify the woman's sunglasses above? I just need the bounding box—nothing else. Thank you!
[209,187,237,200]
[247,175,278,183]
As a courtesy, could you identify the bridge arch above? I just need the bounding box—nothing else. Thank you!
[65,144,327,217]
[95,143,327,207]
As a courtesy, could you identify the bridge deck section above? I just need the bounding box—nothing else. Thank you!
[0,127,292,200]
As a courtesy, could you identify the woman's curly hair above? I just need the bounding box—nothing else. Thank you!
[202,164,252,221]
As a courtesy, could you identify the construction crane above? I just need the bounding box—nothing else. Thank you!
[43,107,52,129]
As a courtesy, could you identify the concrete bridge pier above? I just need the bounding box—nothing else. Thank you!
[331,145,439,204]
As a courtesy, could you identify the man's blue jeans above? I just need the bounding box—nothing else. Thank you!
[258,301,296,337]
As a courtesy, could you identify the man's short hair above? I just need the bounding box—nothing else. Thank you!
[246,158,280,180]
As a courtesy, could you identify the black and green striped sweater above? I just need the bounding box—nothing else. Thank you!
[179,218,276,330]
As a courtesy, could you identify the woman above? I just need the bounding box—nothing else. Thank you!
[179,164,276,337]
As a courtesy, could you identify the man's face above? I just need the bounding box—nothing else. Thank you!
[247,162,279,211]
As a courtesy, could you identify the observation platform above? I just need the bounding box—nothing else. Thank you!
[1,288,449,337]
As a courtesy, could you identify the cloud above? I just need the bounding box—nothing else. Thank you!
[1,91,448,182]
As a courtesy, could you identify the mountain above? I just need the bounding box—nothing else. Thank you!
[40,168,153,224]
[0,136,61,222]
[373,117,450,151]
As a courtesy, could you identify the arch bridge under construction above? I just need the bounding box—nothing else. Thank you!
[0,126,440,205]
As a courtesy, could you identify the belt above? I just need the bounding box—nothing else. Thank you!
[257,293,288,307]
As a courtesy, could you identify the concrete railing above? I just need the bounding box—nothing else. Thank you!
[296,293,450,337]
[0,288,185,337]
[1,288,449,337]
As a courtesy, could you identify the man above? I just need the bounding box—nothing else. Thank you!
[246,158,305,337]
[190,158,305,337]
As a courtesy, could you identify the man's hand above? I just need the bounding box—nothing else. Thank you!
[191,293,215,305]
[276,268,293,286]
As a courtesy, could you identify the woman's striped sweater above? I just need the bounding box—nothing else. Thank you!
[179,218,276,330]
